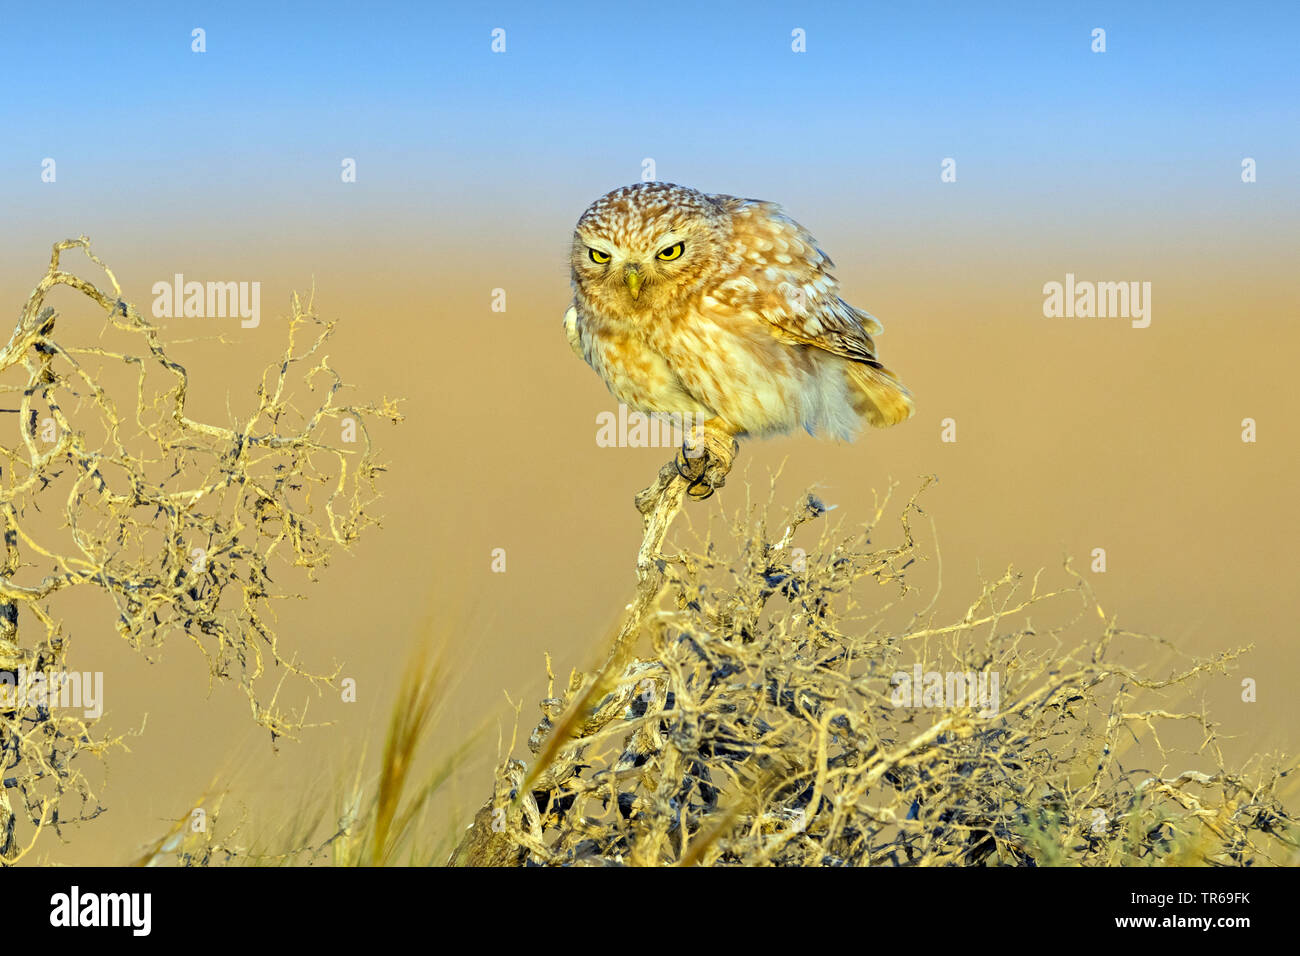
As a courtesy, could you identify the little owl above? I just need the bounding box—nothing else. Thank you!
[564,182,913,495]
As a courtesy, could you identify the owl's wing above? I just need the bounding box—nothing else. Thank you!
[711,196,887,361]
[563,305,584,359]
[710,195,913,425]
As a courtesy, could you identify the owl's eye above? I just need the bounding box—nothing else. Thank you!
[588,248,611,264]
[657,242,685,261]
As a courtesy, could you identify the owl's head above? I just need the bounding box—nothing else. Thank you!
[571,182,730,320]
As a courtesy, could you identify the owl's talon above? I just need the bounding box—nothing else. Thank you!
[685,474,718,500]
[671,425,736,501]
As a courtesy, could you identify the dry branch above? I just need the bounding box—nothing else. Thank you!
[453,457,1297,867]
[0,238,399,863]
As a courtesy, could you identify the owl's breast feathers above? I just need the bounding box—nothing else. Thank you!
[564,298,711,418]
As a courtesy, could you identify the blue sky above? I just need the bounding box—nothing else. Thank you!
[1,1,1295,253]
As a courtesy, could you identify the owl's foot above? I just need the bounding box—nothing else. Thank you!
[674,425,738,500]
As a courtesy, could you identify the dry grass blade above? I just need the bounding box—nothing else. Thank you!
[139,644,477,867]
[368,650,441,866]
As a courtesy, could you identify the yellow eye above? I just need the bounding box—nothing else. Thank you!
[588,248,611,264]
[657,242,685,261]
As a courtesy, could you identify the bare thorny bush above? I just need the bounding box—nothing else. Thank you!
[0,238,399,863]
[455,464,1298,866]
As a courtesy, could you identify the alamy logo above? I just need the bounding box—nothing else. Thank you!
[891,665,1001,717]
[0,668,103,718]
[596,404,708,455]
[1042,273,1151,328]
[152,273,260,327]
[49,886,151,936]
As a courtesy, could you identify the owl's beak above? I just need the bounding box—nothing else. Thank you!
[624,267,644,300]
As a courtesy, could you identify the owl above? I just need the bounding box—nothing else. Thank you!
[564,182,913,488]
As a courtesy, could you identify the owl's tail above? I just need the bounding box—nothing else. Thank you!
[845,361,914,428]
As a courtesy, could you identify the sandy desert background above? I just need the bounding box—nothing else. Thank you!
[0,2,1295,863]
